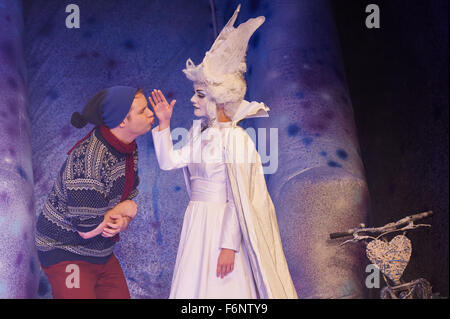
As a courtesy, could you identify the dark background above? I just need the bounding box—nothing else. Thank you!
[331,0,448,297]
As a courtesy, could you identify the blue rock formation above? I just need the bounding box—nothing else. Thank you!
[0,0,39,298]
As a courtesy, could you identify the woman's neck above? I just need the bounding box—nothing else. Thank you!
[216,106,231,122]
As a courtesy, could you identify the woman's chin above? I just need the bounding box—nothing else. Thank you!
[193,110,204,117]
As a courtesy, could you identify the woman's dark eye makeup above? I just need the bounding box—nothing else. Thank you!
[195,90,205,98]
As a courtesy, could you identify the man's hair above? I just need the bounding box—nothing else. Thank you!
[126,88,145,121]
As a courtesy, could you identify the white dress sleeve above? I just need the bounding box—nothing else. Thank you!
[151,125,193,170]
[218,169,243,252]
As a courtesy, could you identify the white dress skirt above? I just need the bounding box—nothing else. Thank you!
[152,123,257,299]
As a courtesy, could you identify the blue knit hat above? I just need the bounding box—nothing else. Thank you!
[71,86,139,129]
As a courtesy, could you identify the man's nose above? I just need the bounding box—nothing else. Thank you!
[147,107,154,117]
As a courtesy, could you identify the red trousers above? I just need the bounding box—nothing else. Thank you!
[42,254,130,299]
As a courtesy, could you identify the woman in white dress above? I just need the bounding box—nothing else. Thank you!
[151,87,257,299]
[149,5,298,299]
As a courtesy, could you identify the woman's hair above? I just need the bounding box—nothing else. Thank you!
[206,73,246,107]
[193,72,246,123]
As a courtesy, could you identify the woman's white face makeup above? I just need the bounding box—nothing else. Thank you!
[191,83,209,118]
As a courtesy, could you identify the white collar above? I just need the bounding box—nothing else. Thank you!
[231,100,270,123]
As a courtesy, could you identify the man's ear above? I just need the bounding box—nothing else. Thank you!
[119,119,127,128]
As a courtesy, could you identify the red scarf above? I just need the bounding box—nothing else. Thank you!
[99,125,136,202]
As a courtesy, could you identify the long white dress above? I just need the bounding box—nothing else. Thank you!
[152,121,257,299]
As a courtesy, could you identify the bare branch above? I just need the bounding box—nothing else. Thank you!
[330,210,433,242]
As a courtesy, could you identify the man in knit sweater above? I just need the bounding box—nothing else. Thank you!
[35,86,155,298]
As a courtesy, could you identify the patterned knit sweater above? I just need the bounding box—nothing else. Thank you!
[35,126,139,267]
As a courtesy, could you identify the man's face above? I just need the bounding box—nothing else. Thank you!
[122,93,154,136]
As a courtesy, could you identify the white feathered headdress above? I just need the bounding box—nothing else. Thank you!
[183,4,270,122]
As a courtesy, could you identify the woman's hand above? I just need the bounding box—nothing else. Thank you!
[148,89,176,131]
[217,248,236,279]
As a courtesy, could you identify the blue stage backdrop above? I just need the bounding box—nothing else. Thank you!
[0,0,374,298]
